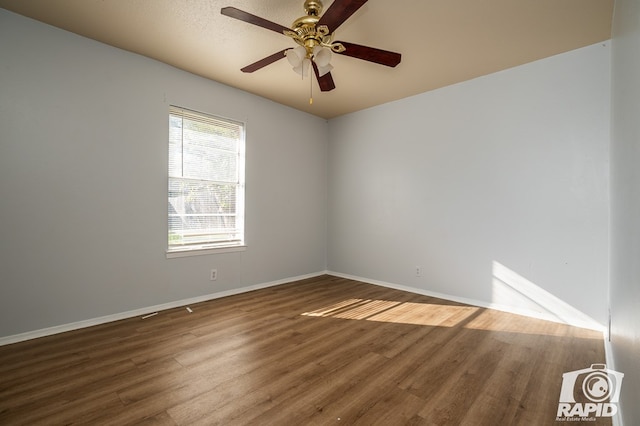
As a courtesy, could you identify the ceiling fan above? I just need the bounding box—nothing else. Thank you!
[221,0,401,100]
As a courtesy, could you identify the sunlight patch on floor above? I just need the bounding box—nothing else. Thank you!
[302,298,479,327]
[461,308,603,339]
[301,296,603,339]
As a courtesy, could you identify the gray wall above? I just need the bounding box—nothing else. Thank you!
[327,42,611,328]
[0,9,328,337]
[610,0,640,424]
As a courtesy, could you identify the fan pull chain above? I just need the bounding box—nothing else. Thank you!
[309,66,313,105]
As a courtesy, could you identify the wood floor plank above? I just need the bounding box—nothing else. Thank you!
[168,318,405,424]
[418,334,509,424]
[0,275,610,425]
[230,352,391,426]
[458,341,535,425]
[350,386,427,426]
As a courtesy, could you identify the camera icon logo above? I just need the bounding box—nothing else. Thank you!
[559,364,624,403]
[557,364,624,420]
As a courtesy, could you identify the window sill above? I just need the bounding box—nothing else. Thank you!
[166,245,246,259]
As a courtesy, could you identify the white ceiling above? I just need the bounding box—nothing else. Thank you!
[0,0,613,119]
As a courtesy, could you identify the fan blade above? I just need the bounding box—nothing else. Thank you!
[335,41,401,67]
[317,0,368,32]
[221,7,290,35]
[241,49,288,73]
[312,62,336,92]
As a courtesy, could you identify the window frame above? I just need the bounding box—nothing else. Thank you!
[166,106,246,258]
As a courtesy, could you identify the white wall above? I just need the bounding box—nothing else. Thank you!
[610,0,640,424]
[328,42,611,328]
[0,10,328,338]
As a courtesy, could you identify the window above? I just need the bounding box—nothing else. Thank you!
[168,106,245,254]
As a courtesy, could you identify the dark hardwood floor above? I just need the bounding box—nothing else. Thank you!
[0,275,610,425]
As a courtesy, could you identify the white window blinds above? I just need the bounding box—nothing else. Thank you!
[168,106,245,251]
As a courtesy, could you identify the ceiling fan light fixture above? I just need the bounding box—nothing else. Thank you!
[316,63,333,77]
[313,45,332,67]
[286,45,307,68]
[222,0,402,97]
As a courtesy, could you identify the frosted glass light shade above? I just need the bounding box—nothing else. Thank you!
[286,45,333,78]
[316,63,333,77]
[286,46,307,68]
[313,46,332,67]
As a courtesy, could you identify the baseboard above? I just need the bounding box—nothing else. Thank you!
[1,269,605,343]
[0,271,327,347]
[326,271,606,332]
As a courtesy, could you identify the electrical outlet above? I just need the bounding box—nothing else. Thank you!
[415,266,422,277]
[210,269,217,281]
